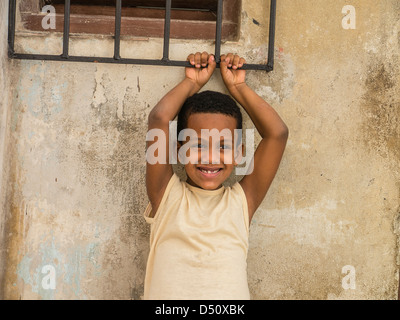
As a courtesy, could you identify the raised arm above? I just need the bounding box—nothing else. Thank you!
[146,52,216,217]
[220,53,289,222]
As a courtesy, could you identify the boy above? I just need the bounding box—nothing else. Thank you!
[144,52,288,299]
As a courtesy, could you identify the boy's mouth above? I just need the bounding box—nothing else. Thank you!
[197,166,223,177]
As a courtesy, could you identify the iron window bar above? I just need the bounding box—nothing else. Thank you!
[8,0,276,71]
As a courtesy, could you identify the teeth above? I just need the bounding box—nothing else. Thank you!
[200,168,220,174]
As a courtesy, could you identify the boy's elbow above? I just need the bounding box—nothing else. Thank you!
[280,124,289,140]
[148,108,167,125]
[273,123,289,141]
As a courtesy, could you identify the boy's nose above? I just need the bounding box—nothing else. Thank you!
[200,147,220,164]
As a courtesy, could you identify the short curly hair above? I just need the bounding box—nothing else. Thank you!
[177,90,243,142]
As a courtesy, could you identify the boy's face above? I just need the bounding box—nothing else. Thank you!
[178,112,242,190]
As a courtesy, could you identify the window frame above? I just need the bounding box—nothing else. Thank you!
[8,0,277,72]
[19,0,241,41]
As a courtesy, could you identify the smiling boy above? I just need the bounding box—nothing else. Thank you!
[143,52,288,299]
[175,89,245,190]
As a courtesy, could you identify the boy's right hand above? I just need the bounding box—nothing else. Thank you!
[186,52,216,93]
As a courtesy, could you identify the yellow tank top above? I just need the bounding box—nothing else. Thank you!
[143,173,250,300]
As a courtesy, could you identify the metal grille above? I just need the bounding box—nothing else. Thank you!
[8,0,276,71]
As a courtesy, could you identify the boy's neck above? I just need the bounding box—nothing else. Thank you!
[185,177,223,190]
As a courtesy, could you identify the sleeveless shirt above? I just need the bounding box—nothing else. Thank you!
[143,173,250,300]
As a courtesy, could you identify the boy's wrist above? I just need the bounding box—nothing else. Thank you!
[228,82,248,97]
[184,77,202,96]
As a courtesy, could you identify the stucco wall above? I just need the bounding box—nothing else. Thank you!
[0,0,13,299]
[1,0,399,299]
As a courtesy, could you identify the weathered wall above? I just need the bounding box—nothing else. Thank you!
[0,0,13,299]
[1,0,399,299]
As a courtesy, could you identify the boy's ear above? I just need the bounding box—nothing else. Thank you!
[234,143,244,166]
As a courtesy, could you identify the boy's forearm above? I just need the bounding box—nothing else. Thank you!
[149,78,199,124]
[229,84,288,139]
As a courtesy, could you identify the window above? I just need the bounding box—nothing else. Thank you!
[9,0,277,71]
[20,0,241,40]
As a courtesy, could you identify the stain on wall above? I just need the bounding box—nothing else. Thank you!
[362,63,399,164]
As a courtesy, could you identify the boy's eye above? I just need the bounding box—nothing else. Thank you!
[189,143,206,149]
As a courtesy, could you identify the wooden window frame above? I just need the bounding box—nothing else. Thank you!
[18,0,241,40]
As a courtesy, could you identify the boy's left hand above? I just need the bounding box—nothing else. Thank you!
[220,53,246,94]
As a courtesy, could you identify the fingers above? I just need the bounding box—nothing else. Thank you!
[201,51,209,67]
[238,57,246,68]
[220,54,228,72]
[207,54,217,73]
[221,53,246,69]
[187,52,215,68]
[187,53,195,65]
[187,53,201,67]
[225,53,234,68]
[187,52,245,70]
